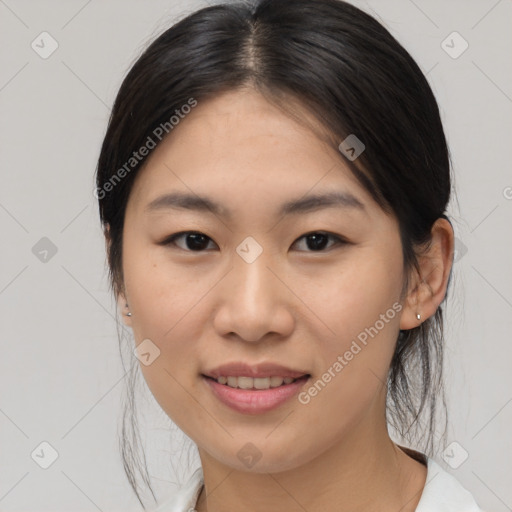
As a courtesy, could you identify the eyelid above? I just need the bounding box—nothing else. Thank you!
[159,230,348,252]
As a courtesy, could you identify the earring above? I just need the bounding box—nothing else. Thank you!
[416,313,421,321]
[125,303,132,317]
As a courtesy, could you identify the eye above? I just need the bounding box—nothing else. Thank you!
[161,231,217,251]
[160,230,347,253]
[292,231,347,252]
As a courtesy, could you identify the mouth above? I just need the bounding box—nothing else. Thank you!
[201,371,311,414]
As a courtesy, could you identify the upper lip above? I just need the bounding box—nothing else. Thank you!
[203,362,310,379]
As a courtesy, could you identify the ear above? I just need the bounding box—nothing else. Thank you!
[399,218,454,330]
[104,223,132,326]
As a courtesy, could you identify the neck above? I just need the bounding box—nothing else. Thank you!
[195,416,427,512]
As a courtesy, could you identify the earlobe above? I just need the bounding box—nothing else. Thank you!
[117,292,132,326]
[399,283,424,330]
[399,218,454,331]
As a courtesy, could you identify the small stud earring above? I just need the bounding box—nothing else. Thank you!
[125,303,132,317]
[416,313,421,321]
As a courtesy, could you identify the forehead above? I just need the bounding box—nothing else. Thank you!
[127,88,378,219]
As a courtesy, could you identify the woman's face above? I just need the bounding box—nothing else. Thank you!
[120,87,411,472]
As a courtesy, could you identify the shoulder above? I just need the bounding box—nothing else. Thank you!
[415,457,486,512]
[152,467,204,512]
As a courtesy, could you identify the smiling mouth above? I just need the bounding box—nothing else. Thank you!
[202,374,310,390]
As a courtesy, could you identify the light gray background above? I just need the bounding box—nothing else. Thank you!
[1,0,511,511]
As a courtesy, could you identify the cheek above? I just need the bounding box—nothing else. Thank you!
[297,248,402,338]
[128,274,211,376]
[294,266,401,443]
[297,250,403,387]
[123,241,211,341]
[138,354,206,442]
[121,245,214,420]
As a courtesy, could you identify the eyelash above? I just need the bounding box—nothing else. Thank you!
[160,231,348,253]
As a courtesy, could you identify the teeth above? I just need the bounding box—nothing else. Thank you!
[238,376,254,389]
[216,375,301,389]
[270,376,285,387]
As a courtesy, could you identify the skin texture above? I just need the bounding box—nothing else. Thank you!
[114,87,454,512]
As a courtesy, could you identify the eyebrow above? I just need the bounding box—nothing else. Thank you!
[144,190,366,219]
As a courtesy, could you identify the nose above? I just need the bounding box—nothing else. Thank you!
[212,249,295,343]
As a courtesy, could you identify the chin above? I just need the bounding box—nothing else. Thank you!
[200,435,322,474]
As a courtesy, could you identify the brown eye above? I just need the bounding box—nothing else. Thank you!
[162,231,217,251]
[292,232,346,252]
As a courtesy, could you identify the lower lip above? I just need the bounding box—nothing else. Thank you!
[202,375,310,414]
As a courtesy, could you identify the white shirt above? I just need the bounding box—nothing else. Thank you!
[153,458,485,512]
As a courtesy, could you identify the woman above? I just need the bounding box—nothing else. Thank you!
[95,0,484,510]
